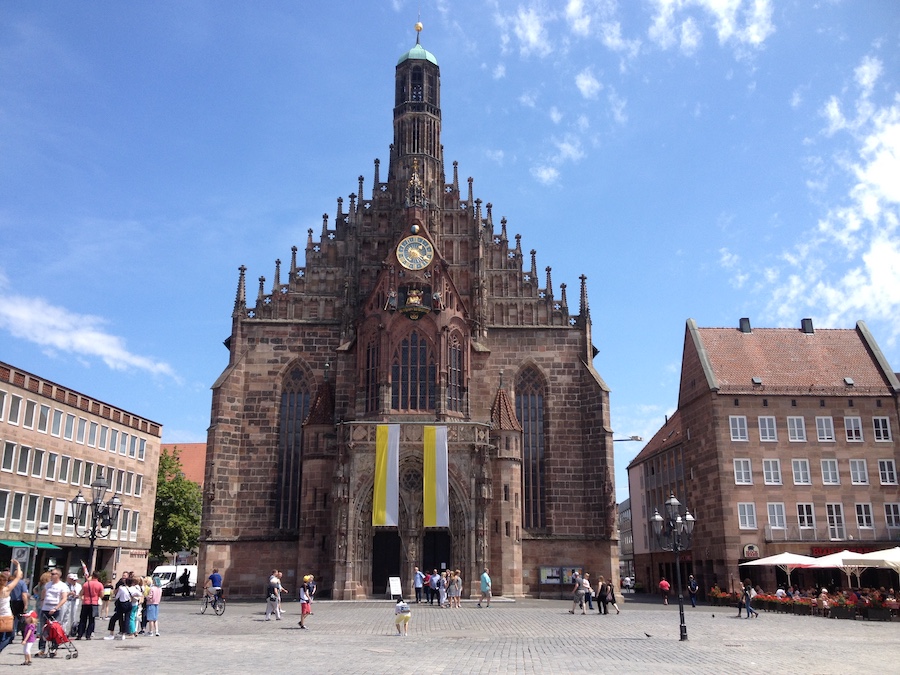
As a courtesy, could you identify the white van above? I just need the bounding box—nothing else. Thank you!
[152,565,198,596]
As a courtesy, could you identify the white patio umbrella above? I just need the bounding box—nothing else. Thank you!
[842,547,900,574]
[807,549,871,587]
[739,552,817,585]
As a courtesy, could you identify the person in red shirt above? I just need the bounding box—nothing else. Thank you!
[658,577,671,605]
[76,572,105,640]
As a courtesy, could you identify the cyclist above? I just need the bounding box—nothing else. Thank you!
[204,569,223,605]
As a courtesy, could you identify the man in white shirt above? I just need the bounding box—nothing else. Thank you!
[38,569,69,655]
[63,574,82,636]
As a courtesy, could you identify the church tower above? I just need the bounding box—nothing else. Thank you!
[200,24,617,601]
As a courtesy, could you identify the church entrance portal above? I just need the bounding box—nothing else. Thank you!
[372,531,401,596]
[422,530,452,572]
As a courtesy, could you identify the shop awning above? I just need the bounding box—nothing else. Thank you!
[0,539,29,547]
[33,542,61,549]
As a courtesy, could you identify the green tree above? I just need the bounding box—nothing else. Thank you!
[151,446,202,558]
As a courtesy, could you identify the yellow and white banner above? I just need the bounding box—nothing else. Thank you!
[423,425,449,528]
[373,424,400,527]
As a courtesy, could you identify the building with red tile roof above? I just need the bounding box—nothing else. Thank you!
[160,443,206,487]
[628,318,900,596]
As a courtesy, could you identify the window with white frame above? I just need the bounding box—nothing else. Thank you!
[849,459,868,485]
[733,458,753,484]
[759,416,777,442]
[856,503,874,529]
[874,417,892,442]
[1,442,14,472]
[763,458,782,485]
[738,502,757,529]
[816,416,835,441]
[129,436,137,458]
[0,490,8,529]
[134,474,143,497]
[885,503,900,529]
[83,462,93,487]
[71,459,82,486]
[76,418,87,444]
[821,458,840,485]
[767,502,786,529]
[797,503,815,529]
[108,429,118,454]
[0,390,5,421]
[130,512,139,541]
[119,432,128,456]
[116,469,125,494]
[45,453,57,481]
[51,409,63,437]
[792,459,811,485]
[138,438,146,461]
[8,395,22,425]
[24,494,38,534]
[845,416,863,442]
[52,498,65,536]
[88,422,98,447]
[38,497,51,532]
[730,416,749,441]
[16,446,30,475]
[37,404,50,433]
[788,416,806,441]
[826,503,845,539]
[57,456,70,483]
[879,459,898,485]
[125,471,134,496]
[98,425,108,450]
[63,413,75,440]
[23,400,36,429]
[9,492,25,532]
[30,448,44,478]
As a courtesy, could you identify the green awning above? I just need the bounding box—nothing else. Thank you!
[33,542,61,550]
[0,539,28,547]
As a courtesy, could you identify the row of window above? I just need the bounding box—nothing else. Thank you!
[733,457,897,487]
[1,442,143,496]
[0,489,140,542]
[0,390,147,461]
[737,501,900,534]
[729,415,892,443]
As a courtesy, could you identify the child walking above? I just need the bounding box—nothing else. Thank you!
[21,613,37,666]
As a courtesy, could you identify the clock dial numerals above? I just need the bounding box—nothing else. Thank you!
[396,236,434,270]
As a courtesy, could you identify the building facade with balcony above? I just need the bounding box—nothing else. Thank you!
[628,318,900,595]
[0,361,161,580]
[199,29,617,600]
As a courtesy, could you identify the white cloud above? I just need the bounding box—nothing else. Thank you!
[608,88,627,124]
[485,149,505,164]
[0,277,176,377]
[493,63,506,79]
[790,88,803,109]
[647,0,775,54]
[511,6,552,57]
[600,21,642,60]
[680,17,701,54]
[565,0,591,37]
[519,91,538,107]
[575,67,603,99]
[531,165,560,184]
[553,135,585,162]
[549,106,563,124]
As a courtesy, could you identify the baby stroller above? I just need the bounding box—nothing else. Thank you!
[42,616,79,659]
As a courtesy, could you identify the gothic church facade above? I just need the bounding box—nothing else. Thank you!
[199,30,618,599]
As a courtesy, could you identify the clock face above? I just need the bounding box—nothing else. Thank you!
[396,235,434,270]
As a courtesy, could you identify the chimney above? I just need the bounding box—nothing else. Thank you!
[801,318,814,334]
[739,317,752,334]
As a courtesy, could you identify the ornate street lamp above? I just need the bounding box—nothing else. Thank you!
[651,493,695,641]
[69,470,123,573]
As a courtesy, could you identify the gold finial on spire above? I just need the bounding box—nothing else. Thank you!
[415,20,423,44]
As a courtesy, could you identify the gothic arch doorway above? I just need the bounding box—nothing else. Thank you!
[423,530,452,572]
[372,530,401,596]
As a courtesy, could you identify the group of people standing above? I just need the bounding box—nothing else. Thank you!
[412,567,464,608]
[569,570,620,616]
[102,571,163,640]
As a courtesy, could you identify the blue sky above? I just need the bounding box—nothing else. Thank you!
[1,1,898,501]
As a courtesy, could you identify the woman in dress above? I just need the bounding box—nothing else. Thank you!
[0,559,24,653]
[144,577,162,636]
[438,572,448,608]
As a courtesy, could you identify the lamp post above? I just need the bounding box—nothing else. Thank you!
[613,435,643,442]
[29,524,49,590]
[651,493,695,641]
[69,470,122,574]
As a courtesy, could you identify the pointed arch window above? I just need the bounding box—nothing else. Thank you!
[277,368,312,531]
[447,332,464,413]
[365,338,380,413]
[411,66,423,102]
[391,331,435,410]
[516,367,546,529]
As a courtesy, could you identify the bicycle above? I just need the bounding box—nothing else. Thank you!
[200,588,226,615]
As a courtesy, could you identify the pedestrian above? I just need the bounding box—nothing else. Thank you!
[145,577,162,636]
[103,576,132,640]
[298,575,312,630]
[449,570,462,608]
[63,573,81,636]
[583,572,594,611]
[688,575,698,608]
[478,567,492,608]
[413,567,425,604]
[438,571,448,608]
[658,577,670,605]
[606,580,620,614]
[276,571,288,616]
[37,568,69,655]
[596,575,609,615]
[9,570,29,640]
[21,613,37,666]
[429,570,439,605]
[265,570,282,621]
[742,578,759,618]
[101,582,113,619]
[126,577,142,637]
[394,596,411,636]
[422,570,432,604]
[76,571,104,640]
[0,559,23,653]
[179,569,191,597]
[569,572,587,615]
